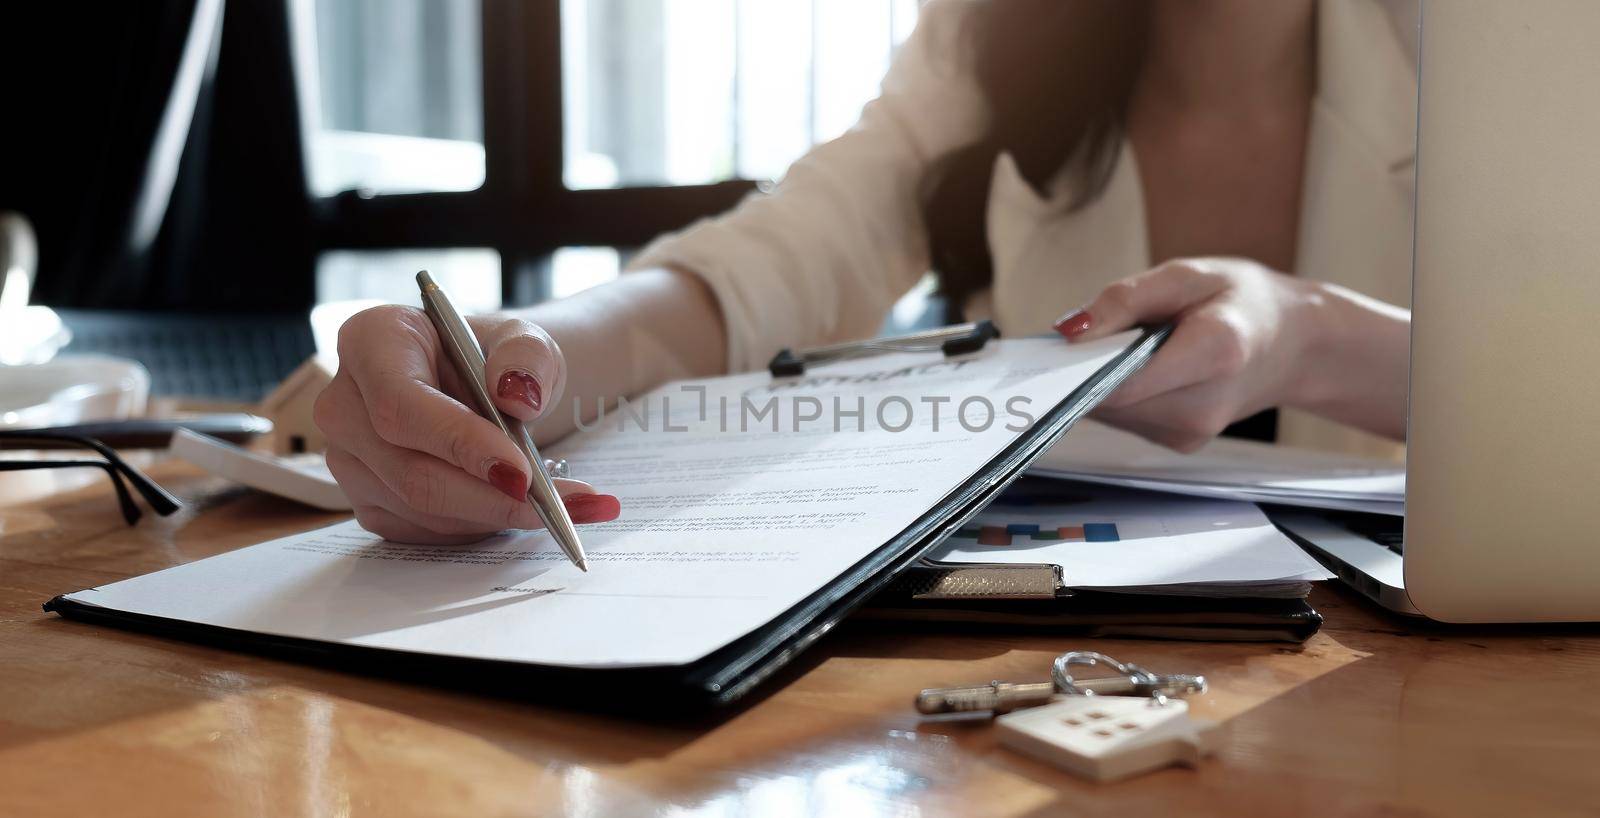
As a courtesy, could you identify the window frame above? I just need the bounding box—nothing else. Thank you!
[306,0,757,305]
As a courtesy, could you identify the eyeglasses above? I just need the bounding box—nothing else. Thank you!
[0,431,182,525]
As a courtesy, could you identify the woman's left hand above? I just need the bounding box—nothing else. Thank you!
[1052,257,1334,452]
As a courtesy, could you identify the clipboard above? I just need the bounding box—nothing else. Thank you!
[858,562,1324,643]
[45,326,1172,714]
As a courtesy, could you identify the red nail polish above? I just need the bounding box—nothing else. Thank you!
[563,493,621,524]
[1053,309,1093,340]
[497,370,542,412]
[486,460,527,501]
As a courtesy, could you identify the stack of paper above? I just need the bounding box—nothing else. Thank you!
[925,480,1333,597]
[1028,420,1405,516]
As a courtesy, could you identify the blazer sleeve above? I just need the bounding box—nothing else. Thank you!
[625,0,990,374]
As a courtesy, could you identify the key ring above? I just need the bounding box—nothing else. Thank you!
[1051,651,1206,706]
[1051,651,1152,695]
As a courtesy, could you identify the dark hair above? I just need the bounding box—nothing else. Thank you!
[922,0,1151,315]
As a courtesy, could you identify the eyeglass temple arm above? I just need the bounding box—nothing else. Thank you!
[0,432,180,515]
[0,460,142,525]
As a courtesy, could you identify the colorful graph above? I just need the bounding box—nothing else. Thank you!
[956,522,1120,546]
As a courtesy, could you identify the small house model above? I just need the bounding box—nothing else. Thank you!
[256,354,335,454]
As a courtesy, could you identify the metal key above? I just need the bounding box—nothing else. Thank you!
[916,680,1058,715]
[915,651,1206,715]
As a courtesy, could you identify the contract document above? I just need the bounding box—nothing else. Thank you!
[50,332,1159,685]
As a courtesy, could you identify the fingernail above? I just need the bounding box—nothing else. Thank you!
[1053,309,1093,340]
[486,460,527,501]
[497,369,542,412]
[563,493,621,524]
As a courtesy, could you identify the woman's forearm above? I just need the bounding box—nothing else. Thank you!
[505,267,728,444]
[1293,282,1411,441]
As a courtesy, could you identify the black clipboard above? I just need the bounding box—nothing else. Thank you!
[860,565,1324,643]
[45,327,1172,714]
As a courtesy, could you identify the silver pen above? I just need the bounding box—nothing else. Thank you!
[415,270,589,571]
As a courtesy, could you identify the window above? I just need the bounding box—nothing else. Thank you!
[549,247,621,300]
[298,0,486,195]
[316,248,501,312]
[298,1,924,308]
[562,0,920,188]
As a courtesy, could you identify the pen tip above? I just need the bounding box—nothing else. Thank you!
[575,557,589,573]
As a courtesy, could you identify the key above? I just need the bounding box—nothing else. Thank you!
[915,675,1158,715]
[914,651,1206,715]
[915,680,1057,715]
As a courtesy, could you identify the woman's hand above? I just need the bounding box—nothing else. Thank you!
[314,305,620,544]
[1053,257,1409,451]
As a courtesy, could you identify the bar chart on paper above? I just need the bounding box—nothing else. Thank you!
[950,481,1120,546]
[957,522,1121,546]
[926,480,1335,592]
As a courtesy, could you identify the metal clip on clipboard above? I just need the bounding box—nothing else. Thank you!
[887,562,1067,601]
[767,320,1000,377]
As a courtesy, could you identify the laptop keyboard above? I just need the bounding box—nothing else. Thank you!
[1366,530,1404,555]
[1345,516,1405,555]
[55,309,315,403]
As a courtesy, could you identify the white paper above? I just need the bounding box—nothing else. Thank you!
[924,482,1333,590]
[1030,419,1406,513]
[63,334,1142,669]
[1032,471,1406,517]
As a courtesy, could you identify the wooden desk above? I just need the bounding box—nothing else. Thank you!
[4,461,1598,817]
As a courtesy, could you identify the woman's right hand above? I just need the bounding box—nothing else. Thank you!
[313,305,621,545]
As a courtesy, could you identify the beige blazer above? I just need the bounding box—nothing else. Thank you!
[631,0,1418,458]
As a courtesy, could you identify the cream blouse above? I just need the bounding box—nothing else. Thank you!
[630,0,1419,458]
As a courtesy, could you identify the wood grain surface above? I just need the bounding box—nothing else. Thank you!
[3,460,1597,817]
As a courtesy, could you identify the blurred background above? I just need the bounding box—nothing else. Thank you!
[2,0,929,403]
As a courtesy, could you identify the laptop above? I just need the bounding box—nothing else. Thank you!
[1273,1,1600,622]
